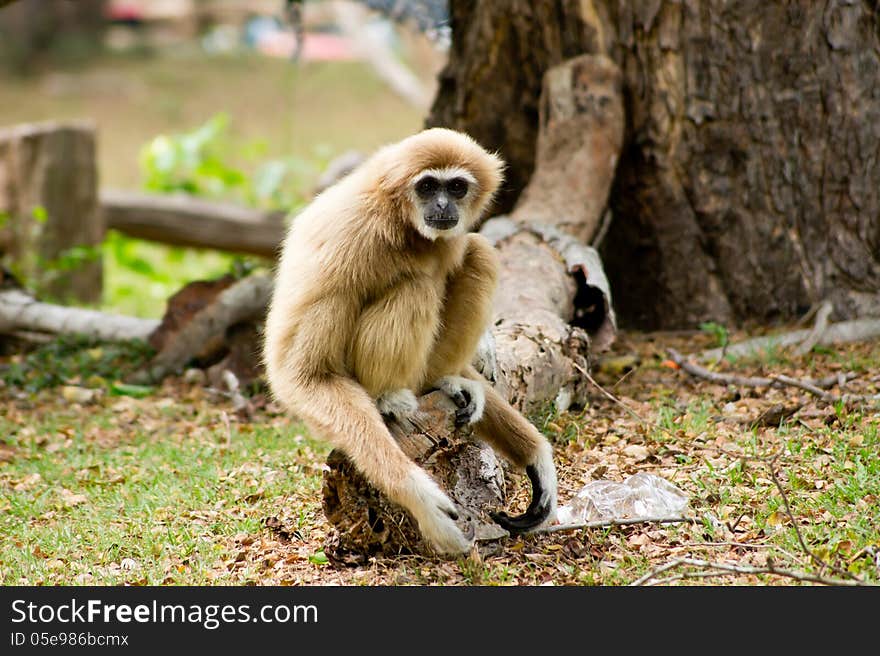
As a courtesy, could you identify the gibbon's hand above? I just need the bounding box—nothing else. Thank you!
[403,468,473,555]
[434,376,486,426]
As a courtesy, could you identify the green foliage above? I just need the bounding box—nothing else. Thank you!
[699,321,729,349]
[31,205,48,224]
[1,334,154,393]
[102,113,328,316]
[139,112,320,211]
[102,230,250,318]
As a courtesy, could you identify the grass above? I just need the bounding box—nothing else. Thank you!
[0,383,326,585]
[2,331,878,585]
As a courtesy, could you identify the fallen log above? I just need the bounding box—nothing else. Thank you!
[101,189,286,258]
[0,288,158,341]
[323,391,509,561]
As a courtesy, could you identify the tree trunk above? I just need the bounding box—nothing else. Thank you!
[429,0,880,329]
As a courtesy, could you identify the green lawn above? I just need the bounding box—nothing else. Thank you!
[2,332,877,585]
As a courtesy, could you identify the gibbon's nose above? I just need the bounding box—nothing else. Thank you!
[435,194,449,210]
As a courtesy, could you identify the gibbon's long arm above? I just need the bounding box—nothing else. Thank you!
[425,234,499,382]
[265,294,471,554]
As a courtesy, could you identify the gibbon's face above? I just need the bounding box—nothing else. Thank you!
[409,167,478,241]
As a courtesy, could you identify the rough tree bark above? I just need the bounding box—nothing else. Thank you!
[428,0,880,329]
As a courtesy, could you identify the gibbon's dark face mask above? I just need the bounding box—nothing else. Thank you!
[415,174,469,230]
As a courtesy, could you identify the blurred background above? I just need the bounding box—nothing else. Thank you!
[0,0,446,316]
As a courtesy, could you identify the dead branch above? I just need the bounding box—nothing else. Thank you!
[536,516,695,535]
[0,289,159,341]
[630,557,864,587]
[667,348,862,403]
[700,317,880,362]
[101,189,286,258]
[131,274,272,384]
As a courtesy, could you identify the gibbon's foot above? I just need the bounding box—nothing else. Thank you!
[376,389,419,427]
[491,445,558,535]
[434,376,486,426]
[472,329,498,383]
[402,468,472,555]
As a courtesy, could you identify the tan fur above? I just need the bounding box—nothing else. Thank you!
[263,128,555,553]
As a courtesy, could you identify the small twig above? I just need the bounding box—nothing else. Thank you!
[574,362,652,429]
[536,515,695,535]
[667,348,867,404]
[631,556,864,586]
[681,541,801,561]
[611,366,636,390]
[590,208,613,249]
[766,455,861,582]
[770,374,833,401]
[794,300,832,356]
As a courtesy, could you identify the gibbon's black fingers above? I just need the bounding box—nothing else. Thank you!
[436,376,485,426]
[449,388,477,427]
[490,464,553,534]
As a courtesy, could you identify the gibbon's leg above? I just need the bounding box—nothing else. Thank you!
[464,366,559,534]
[294,375,471,554]
[426,234,498,425]
[351,278,441,422]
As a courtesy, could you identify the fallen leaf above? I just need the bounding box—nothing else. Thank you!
[60,488,88,507]
[623,444,651,461]
[61,386,98,404]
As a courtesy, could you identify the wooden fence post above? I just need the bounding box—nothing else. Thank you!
[0,121,102,304]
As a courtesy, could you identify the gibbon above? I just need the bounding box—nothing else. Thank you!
[263,128,557,554]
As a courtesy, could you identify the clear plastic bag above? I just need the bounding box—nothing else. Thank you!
[555,472,689,525]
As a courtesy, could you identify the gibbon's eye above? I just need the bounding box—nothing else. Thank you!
[415,176,440,198]
[446,177,469,199]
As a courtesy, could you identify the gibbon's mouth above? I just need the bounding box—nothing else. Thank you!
[425,217,459,230]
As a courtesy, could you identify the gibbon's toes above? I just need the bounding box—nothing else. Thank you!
[376,389,419,425]
[490,464,554,535]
